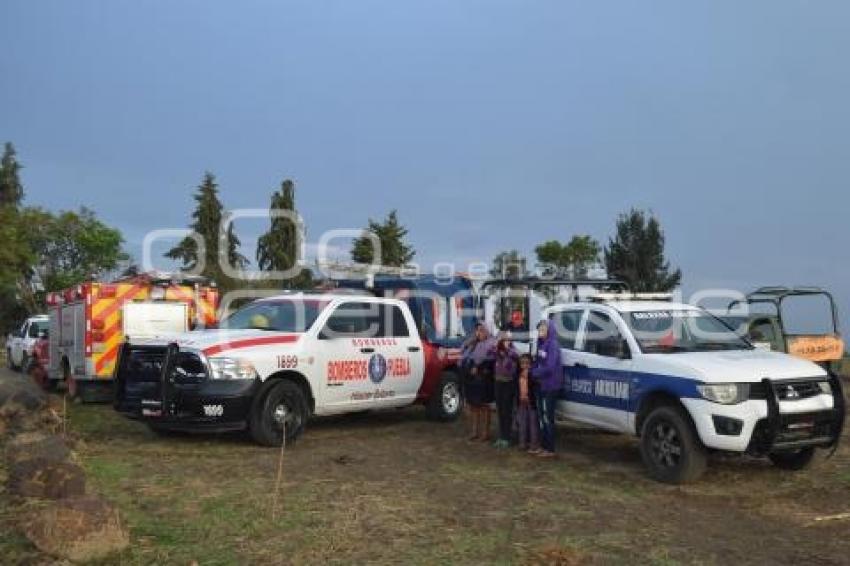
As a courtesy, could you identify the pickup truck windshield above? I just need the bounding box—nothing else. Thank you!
[626,310,752,354]
[220,300,328,332]
[28,320,48,337]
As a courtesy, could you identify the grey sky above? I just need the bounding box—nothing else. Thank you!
[2,1,848,330]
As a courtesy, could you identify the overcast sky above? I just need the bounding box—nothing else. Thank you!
[2,1,848,330]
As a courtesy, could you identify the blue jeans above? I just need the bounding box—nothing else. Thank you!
[536,390,557,453]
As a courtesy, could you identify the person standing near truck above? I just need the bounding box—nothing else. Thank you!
[490,331,518,449]
[461,323,496,441]
[531,319,562,458]
[515,354,540,453]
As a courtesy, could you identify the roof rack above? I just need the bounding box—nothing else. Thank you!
[747,286,829,299]
[481,277,628,289]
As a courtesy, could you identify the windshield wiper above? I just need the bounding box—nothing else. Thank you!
[641,344,693,354]
[694,342,750,351]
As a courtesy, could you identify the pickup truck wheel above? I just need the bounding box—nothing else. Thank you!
[250,380,307,447]
[640,405,707,484]
[6,349,16,370]
[20,353,29,374]
[768,447,816,471]
[427,371,463,422]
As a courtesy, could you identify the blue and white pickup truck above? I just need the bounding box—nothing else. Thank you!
[538,300,845,483]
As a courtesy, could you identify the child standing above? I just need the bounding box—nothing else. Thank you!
[515,354,539,452]
[489,332,518,449]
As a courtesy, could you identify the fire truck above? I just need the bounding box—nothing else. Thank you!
[46,272,219,401]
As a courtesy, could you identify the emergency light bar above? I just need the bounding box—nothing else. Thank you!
[316,260,420,288]
[590,292,674,302]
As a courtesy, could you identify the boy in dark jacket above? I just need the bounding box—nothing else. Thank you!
[530,319,562,458]
[515,354,539,452]
[489,331,518,449]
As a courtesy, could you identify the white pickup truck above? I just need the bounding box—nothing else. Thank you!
[6,315,48,372]
[539,300,845,483]
[114,293,466,444]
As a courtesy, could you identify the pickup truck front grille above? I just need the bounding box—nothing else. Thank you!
[124,346,167,383]
[749,379,826,401]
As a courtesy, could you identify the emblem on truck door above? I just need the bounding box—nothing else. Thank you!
[368,353,388,384]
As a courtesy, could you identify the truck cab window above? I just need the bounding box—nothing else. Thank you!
[552,310,583,349]
[322,302,380,338]
[382,305,410,338]
[582,311,629,358]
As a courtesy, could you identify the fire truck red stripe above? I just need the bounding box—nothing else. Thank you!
[202,335,300,357]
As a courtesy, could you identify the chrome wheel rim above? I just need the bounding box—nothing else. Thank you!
[272,401,300,432]
[442,382,460,415]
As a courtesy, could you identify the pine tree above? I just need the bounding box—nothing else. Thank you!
[0,142,24,207]
[256,179,311,288]
[166,172,246,283]
[257,180,297,272]
[604,208,681,292]
[350,210,415,267]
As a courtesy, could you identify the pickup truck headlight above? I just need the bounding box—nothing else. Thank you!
[697,383,749,404]
[207,357,258,380]
[817,381,832,395]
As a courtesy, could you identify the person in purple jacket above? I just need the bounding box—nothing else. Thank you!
[530,319,562,458]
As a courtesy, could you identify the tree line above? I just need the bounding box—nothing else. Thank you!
[490,209,682,293]
[0,143,127,331]
[2,140,681,331]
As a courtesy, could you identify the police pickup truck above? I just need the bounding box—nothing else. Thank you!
[114,293,465,445]
[541,300,845,483]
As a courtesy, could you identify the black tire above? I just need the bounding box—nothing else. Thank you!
[8,349,19,371]
[426,371,463,422]
[640,405,707,484]
[19,353,28,374]
[249,380,308,447]
[769,448,816,471]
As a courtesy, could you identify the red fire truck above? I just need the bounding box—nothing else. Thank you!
[45,272,219,401]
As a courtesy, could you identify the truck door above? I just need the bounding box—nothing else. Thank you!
[316,301,394,413]
[378,302,425,407]
[569,309,633,431]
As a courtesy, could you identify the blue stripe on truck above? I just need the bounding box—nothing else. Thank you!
[557,365,703,412]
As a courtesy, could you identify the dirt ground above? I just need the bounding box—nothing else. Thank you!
[1,368,849,565]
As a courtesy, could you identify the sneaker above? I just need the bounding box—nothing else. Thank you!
[527,447,543,455]
[536,450,556,459]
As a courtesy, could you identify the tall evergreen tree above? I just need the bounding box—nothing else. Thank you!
[257,180,297,272]
[604,208,681,292]
[350,210,415,267]
[256,179,311,288]
[166,172,246,283]
[0,142,24,207]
